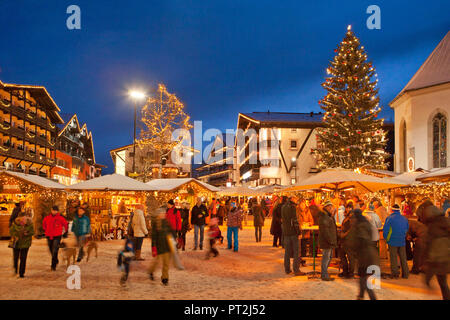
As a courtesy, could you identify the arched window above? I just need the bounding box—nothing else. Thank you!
[432,113,447,168]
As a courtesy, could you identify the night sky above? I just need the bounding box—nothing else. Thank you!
[0,1,449,172]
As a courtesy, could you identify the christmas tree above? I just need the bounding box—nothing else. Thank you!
[314,25,387,170]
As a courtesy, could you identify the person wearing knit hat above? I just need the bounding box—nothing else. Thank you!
[318,200,338,281]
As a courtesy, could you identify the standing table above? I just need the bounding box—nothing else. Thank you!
[302,225,320,279]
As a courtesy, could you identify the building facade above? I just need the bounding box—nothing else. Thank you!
[0,80,63,177]
[52,114,104,185]
[110,143,194,181]
[235,112,325,186]
[390,31,450,173]
[195,133,236,187]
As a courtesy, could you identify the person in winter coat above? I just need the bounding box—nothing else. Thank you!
[363,203,383,246]
[270,197,285,247]
[374,200,388,224]
[217,201,227,226]
[179,202,191,251]
[206,217,221,259]
[297,200,314,258]
[350,209,380,300]
[407,219,428,274]
[319,201,338,281]
[166,199,182,233]
[71,207,91,262]
[416,199,434,225]
[252,202,265,242]
[227,202,243,252]
[383,204,409,279]
[442,199,450,217]
[9,201,24,227]
[131,205,148,261]
[42,205,68,271]
[9,209,34,278]
[148,208,175,286]
[423,205,449,300]
[338,202,356,278]
[281,197,305,276]
[190,197,209,250]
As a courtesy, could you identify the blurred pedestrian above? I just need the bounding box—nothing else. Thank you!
[9,209,34,278]
[252,201,265,242]
[42,205,68,271]
[423,205,449,300]
[148,208,174,286]
[319,201,338,281]
[407,219,428,274]
[191,197,208,250]
[270,197,285,248]
[117,237,134,286]
[227,202,243,252]
[206,217,221,259]
[383,204,409,279]
[131,204,148,261]
[179,202,191,251]
[71,206,91,262]
[281,196,305,276]
[351,209,380,300]
[339,202,356,278]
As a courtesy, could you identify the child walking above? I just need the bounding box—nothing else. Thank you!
[117,237,135,287]
[206,218,221,259]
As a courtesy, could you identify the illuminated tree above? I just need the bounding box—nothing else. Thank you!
[314,26,387,170]
[137,84,192,178]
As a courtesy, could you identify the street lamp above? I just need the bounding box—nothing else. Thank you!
[128,90,146,176]
[291,157,297,185]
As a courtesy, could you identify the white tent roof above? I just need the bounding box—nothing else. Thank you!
[1,170,67,189]
[284,168,407,193]
[417,167,450,181]
[68,174,154,191]
[383,171,425,185]
[217,185,264,196]
[146,178,220,192]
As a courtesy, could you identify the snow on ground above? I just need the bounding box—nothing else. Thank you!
[0,219,443,300]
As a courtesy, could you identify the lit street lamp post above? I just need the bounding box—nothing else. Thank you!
[128,90,146,176]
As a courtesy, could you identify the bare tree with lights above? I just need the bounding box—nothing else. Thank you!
[137,83,192,178]
[314,25,387,170]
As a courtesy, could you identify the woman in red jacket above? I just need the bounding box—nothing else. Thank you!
[42,205,68,271]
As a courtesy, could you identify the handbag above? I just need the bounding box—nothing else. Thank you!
[8,237,18,249]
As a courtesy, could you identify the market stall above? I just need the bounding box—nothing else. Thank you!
[146,178,219,207]
[0,170,67,237]
[68,174,154,241]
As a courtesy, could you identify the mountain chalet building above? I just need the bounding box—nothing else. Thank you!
[0,80,103,183]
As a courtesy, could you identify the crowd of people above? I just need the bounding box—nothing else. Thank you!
[6,193,449,300]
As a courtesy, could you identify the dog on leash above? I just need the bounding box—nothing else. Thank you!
[86,241,98,262]
[59,242,78,269]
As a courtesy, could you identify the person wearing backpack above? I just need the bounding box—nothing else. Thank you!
[423,205,449,300]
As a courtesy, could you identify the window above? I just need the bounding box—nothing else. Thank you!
[433,113,447,168]
[290,140,297,149]
[291,128,297,133]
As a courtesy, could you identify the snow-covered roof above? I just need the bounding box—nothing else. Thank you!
[68,174,154,191]
[146,178,220,192]
[0,170,67,189]
[383,171,424,185]
[417,167,450,181]
[392,31,450,102]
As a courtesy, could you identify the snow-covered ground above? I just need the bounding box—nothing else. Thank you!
[0,219,443,300]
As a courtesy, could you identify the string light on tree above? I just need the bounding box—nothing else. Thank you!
[313,26,387,170]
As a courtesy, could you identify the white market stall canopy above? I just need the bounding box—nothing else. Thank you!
[217,185,265,197]
[417,167,450,182]
[146,178,220,192]
[68,173,155,191]
[0,170,67,190]
[383,171,427,186]
[284,168,407,193]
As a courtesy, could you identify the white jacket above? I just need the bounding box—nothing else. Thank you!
[132,209,148,237]
[364,210,382,241]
